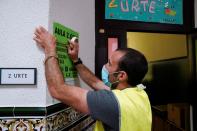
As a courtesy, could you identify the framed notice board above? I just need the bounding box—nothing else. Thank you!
[95,0,194,33]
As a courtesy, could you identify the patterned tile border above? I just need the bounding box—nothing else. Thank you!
[46,107,84,131]
[0,118,46,131]
[0,103,95,131]
[68,117,95,131]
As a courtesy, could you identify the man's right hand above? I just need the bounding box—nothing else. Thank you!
[68,38,79,62]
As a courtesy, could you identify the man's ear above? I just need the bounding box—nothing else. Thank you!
[118,71,128,82]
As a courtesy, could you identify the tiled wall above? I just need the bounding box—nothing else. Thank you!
[0,105,95,131]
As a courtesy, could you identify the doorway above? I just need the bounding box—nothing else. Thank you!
[95,29,126,78]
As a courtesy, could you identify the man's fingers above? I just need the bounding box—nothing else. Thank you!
[33,37,42,44]
[69,42,74,49]
[35,26,47,36]
[69,40,79,50]
[33,36,38,42]
[35,27,42,34]
[33,37,45,50]
[68,48,72,54]
[40,26,47,33]
[34,32,41,39]
[75,43,79,50]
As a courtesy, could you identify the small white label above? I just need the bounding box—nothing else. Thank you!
[0,68,36,85]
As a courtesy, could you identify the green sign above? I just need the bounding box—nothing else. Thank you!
[53,22,79,78]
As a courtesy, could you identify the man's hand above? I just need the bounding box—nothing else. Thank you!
[68,38,79,62]
[33,26,56,56]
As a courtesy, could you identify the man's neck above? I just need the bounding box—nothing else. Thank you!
[116,83,131,90]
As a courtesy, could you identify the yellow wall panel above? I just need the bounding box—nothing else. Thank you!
[127,32,187,62]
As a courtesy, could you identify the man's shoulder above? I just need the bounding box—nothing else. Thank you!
[87,89,115,100]
[87,89,120,130]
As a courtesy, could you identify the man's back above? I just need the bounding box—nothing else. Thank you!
[113,87,152,131]
[87,87,152,131]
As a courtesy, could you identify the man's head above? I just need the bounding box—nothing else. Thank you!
[103,48,148,89]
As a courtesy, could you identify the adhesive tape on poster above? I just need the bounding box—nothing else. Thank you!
[70,37,78,43]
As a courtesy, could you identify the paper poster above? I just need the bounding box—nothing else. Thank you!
[53,22,79,79]
[105,0,183,24]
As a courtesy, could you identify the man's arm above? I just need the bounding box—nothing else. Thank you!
[75,63,109,91]
[68,41,109,91]
[45,56,89,113]
[33,26,89,114]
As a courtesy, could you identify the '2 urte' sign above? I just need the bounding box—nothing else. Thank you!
[105,0,183,24]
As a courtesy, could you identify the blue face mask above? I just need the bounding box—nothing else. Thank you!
[101,65,119,89]
[101,65,111,87]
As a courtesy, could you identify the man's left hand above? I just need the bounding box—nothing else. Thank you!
[33,26,56,56]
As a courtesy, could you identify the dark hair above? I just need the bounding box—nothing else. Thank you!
[116,48,148,86]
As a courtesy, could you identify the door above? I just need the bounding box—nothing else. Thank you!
[192,37,197,131]
[95,29,126,78]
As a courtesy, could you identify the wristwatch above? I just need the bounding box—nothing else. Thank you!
[73,58,83,66]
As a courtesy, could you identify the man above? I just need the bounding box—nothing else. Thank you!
[33,26,152,131]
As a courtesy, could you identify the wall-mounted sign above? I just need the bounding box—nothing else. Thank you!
[0,68,37,85]
[105,0,183,24]
[53,22,79,79]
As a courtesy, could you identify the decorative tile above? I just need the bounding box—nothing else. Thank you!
[0,107,94,131]
[0,118,45,131]
[46,107,84,131]
[69,117,95,131]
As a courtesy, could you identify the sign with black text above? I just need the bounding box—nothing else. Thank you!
[0,68,36,85]
[53,22,79,79]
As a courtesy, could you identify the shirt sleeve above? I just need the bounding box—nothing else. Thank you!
[87,89,119,130]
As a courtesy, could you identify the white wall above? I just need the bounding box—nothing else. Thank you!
[48,0,95,105]
[195,0,197,28]
[0,0,49,107]
[0,0,95,107]
[49,0,95,74]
